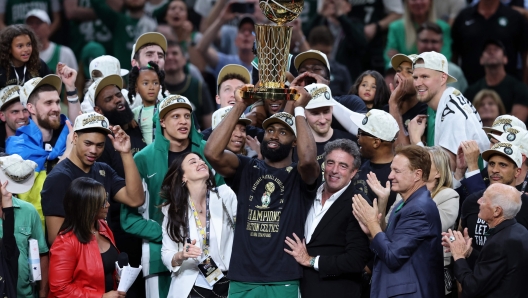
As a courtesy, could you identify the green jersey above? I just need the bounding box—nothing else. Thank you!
[2,0,59,26]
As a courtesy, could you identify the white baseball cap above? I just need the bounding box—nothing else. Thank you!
[158,95,193,119]
[131,32,167,61]
[217,64,251,94]
[482,142,522,168]
[390,54,418,71]
[350,109,399,142]
[495,126,528,156]
[0,154,37,194]
[25,9,51,24]
[413,51,457,83]
[304,83,336,109]
[294,50,331,72]
[212,106,252,130]
[0,85,20,110]
[84,75,123,109]
[20,75,62,108]
[483,115,526,135]
[73,112,112,134]
[262,112,297,137]
[89,55,129,78]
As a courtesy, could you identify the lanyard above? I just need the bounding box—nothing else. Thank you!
[137,101,158,142]
[13,64,27,86]
[189,190,210,255]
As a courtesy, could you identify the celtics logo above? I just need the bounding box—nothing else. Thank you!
[507,133,516,142]
[257,182,275,209]
[177,98,186,103]
[504,147,513,155]
[285,117,293,126]
[503,123,512,131]
[324,91,330,100]
[101,120,108,128]
[362,117,368,125]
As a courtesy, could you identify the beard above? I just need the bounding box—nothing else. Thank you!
[102,102,134,126]
[260,140,293,162]
[36,112,61,130]
[126,2,145,13]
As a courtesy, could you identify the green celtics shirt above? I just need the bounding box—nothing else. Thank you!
[68,0,113,59]
[225,156,321,282]
[92,0,157,70]
[3,0,59,26]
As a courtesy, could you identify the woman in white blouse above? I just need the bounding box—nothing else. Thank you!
[160,152,237,298]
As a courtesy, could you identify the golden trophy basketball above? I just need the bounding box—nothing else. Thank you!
[242,0,304,101]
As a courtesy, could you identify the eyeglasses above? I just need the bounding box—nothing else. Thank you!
[357,129,377,138]
[101,196,109,209]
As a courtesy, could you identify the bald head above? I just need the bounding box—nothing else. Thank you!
[486,184,522,219]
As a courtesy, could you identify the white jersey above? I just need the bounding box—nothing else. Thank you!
[435,87,490,154]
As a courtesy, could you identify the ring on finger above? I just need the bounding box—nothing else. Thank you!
[449,236,456,242]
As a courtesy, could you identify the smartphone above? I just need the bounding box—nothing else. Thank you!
[231,2,255,14]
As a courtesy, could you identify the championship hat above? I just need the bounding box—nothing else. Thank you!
[294,50,331,72]
[84,75,123,109]
[413,51,457,83]
[262,112,297,137]
[73,111,112,135]
[0,85,21,110]
[482,142,522,168]
[483,115,526,135]
[304,83,336,109]
[158,95,193,119]
[495,126,528,156]
[0,154,37,194]
[390,54,418,71]
[350,109,399,142]
[20,75,62,108]
[90,55,129,78]
[211,106,252,130]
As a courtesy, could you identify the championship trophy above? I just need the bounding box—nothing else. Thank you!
[242,0,304,101]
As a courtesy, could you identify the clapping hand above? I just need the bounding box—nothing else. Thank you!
[442,228,472,260]
[352,194,381,238]
[366,172,390,202]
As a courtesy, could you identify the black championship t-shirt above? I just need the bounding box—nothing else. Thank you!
[43,123,65,174]
[292,128,356,179]
[356,160,397,215]
[168,144,191,167]
[41,159,126,218]
[461,189,528,251]
[225,156,321,282]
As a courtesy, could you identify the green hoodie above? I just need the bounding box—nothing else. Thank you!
[120,112,224,276]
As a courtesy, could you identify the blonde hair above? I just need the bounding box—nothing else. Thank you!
[472,89,507,116]
[404,0,437,50]
[426,146,452,197]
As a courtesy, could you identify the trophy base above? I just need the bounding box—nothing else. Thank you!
[242,87,300,101]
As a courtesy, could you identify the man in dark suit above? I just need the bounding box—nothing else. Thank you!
[284,138,371,298]
[353,145,444,298]
[444,183,528,297]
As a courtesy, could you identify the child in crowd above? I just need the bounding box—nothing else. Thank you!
[0,24,51,88]
[129,61,166,145]
[350,70,390,110]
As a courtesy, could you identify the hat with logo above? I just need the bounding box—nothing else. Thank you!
[0,154,37,194]
[131,32,168,61]
[262,112,297,137]
[483,115,526,135]
[0,85,21,110]
[90,55,129,78]
[495,126,528,156]
[159,95,193,119]
[25,9,51,24]
[83,75,123,110]
[413,51,457,83]
[482,142,522,168]
[294,50,331,72]
[73,112,112,134]
[20,75,62,108]
[212,106,252,130]
[390,53,418,71]
[350,109,399,142]
[304,83,336,109]
[217,64,251,94]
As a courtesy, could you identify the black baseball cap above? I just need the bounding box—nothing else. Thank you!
[482,39,506,53]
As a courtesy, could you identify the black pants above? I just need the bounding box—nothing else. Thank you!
[188,276,230,298]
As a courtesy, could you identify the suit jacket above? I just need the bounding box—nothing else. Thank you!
[370,186,444,298]
[455,218,528,298]
[301,182,371,298]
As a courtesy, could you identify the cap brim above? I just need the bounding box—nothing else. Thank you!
[390,54,413,71]
[133,33,168,58]
[483,127,503,134]
[217,64,251,92]
[306,99,337,109]
[120,69,129,76]
[95,75,123,99]
[446,74,458,83]
[238,118,252,126]
[159,103,193,120]
[36,75,62,95]
[349,113,366,135]
[262,118,296,136]
[482,149,521,167]
[0,170,35,194]
[294,52,329,71]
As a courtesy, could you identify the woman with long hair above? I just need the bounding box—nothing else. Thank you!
[48,177,125,298]
[472,89,507,128]
[0,24,51,88]
[384,0,451,65]
[161,152,237,298]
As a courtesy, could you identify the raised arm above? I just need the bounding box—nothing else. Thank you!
[110,126,145,207]
[204,86,256,177]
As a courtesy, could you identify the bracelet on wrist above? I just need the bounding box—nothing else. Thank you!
[294,107,305,118]
[67,95,79,103]
[66,89,78,96]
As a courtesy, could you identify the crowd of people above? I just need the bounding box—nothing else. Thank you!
[1,0,528,297]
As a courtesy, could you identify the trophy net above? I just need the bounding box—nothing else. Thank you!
[255,24,292,91]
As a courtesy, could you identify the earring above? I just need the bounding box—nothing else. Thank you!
[182,180,186,187]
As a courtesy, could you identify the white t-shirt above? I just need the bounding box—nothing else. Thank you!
[434,87,490,154]
[39,42,79,71]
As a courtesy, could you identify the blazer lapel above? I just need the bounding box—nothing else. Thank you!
[209,191,223,252]
[309,183,356,242]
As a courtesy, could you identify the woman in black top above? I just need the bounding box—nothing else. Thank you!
[0,24,51,88]
[0,181,19,298]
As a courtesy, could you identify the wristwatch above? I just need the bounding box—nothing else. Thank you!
[309,257,316,268]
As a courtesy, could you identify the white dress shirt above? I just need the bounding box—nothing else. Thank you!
[304,182,351,270]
